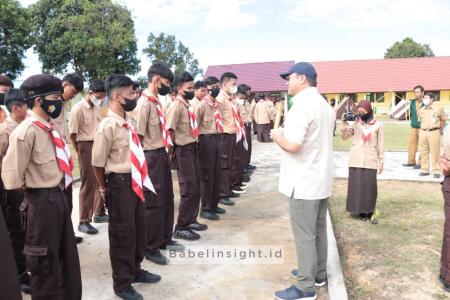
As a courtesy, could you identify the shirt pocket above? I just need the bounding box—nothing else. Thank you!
[149,114,160,139]
[83,112,94,126]
[203,114,214,128]
[33,147,56,165]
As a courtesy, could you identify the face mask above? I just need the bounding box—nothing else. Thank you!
[229,86,238,95]
[209,87,220,98]
[183,90,195,101]
[423,98,431,106]
[0,93,4,105]
[41,98,63,119]
[121,96,137,111]
[158,83,171,96]
[358,113,370,121]
[90,96,103,107]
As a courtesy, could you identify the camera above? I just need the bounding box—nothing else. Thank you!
[343,110,356,122]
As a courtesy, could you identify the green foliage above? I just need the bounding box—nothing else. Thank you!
[384,37,434,58]
[143,32,203,78]
[0,0,32,79]
[31,0,140,80]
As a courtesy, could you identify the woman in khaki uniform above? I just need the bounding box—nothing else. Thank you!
[341,100,384,223]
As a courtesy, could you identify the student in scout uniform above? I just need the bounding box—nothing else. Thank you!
[403,85,424,168]
[54,72,85,243]
[134,63,183,266]
[418,92,446,178]
[0,89,31,294]
[69,79,108,236]
[190,80,206,107]
[92,74,161,300]
[195,76,225,221]
[341,100,384,223]
[166,71,207,241]
[254,94,275,142]
[0,75,15,123]
[2,74,82,300]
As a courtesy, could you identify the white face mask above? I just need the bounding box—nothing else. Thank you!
[90,95,103,107]
[229,86,238,95]
[423,98,431,106]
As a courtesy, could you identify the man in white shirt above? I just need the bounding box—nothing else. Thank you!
[271,62,335,300]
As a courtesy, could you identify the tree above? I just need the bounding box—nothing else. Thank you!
[143,33,203,78]
[31,0,140,81]
[384,37,434,59]
[0,0,32,79]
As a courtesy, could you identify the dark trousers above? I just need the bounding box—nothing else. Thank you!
[175,143,200,230]
[78,141,105,222]
[22,187,82,300]
[257,123,272,142]
[144,148,174,252]
[198,134,221,211]
[4,189,26,276]
[245,123,252,166]
[106,173,145,293]
[441,177,450,283]
[218,133,235,198]
[0,203,22,300]
[231,139,246,189]
[65,184,73,215]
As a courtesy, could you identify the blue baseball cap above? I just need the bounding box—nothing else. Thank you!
[280,62,317,80]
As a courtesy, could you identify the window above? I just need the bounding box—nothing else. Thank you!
[366,92,385,103]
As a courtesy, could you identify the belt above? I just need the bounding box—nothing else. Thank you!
[144,147,166,154]
[421,127,440,132]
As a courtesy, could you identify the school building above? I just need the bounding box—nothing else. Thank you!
[204,56,450,114]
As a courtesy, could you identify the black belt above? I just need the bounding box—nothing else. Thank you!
[144,147,166,154]
[421,127,440,132]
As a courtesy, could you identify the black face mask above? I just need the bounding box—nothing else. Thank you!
[183,90,195,101]
[209,87,220,98]
[41,98,63,119]
[358,113,371,122]
[0,93,4,106]
[121,96,137,112]
[158,83,171,96]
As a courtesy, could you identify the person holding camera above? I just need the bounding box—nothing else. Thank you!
[341,100,384,223]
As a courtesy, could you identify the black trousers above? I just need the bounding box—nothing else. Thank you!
[245,123,252,166]
[198,134,221,211]
[218,133,235,198]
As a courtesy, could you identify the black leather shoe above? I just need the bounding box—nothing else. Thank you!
[219,198,235,206]
[247,164,257,170]
[145,249,169,265]
[242,174,251,182]
[159,240,185,251]
[200,210,220,221]
[93,214,109,223]
[173,229,200,241]
[19,272,31,294]
[213,207,226,214]
[78,222,98,234]
[227,192,240,198]
[135,270,161,283]
[75,236,83,244]
[189,222,208,231]
[419,172,430,176]
[115,286,143,300]
[413,164,421,169]
[402,163,415,167]
[434,174,441,179]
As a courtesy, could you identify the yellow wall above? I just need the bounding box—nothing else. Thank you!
[406,91,415,100]
[357,93,366,101]
[324,93,339,102]
[441,90,450,102]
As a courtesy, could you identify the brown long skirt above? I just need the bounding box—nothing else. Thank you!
[347,167,377,215]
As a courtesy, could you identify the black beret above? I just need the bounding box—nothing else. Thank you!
[5,88,26,107]
[20,74,63,100]
[0,75,14,88]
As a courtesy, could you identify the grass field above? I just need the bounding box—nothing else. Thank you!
[329,179,448,299]
[334,121,411,152]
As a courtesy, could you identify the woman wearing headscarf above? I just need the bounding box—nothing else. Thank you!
[341,100,384,223]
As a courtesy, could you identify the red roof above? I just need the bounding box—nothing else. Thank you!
[204,56,450,94]
[204,61,294,93]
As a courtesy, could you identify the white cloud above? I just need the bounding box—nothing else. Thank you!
[202,0,258,30]
[283,0,450,28]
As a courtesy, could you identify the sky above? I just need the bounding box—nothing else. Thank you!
[17,0,450,82]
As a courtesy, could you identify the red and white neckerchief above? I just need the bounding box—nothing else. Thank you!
[143,93,173,148]
[177,97,199,138]
[31,118,74,188]
[230,99,248,150]
[359,119,377,143]
[122,121,155,201]
[206,100,224,133]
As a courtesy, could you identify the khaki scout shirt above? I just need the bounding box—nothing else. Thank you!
[165,97,197,146]
[0,116,19,172]
[418,101,446,130]
[69,98,103,142]
[1,111,64,189]
[254,101,273,124]
[216,91,236,134]
[134,90,165,151]
[341,119,385,170]
[236,98,252,124]
[189,97,201,108]
[194,99,219,135]
[53,101,70,141]
[92,110,134,174]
